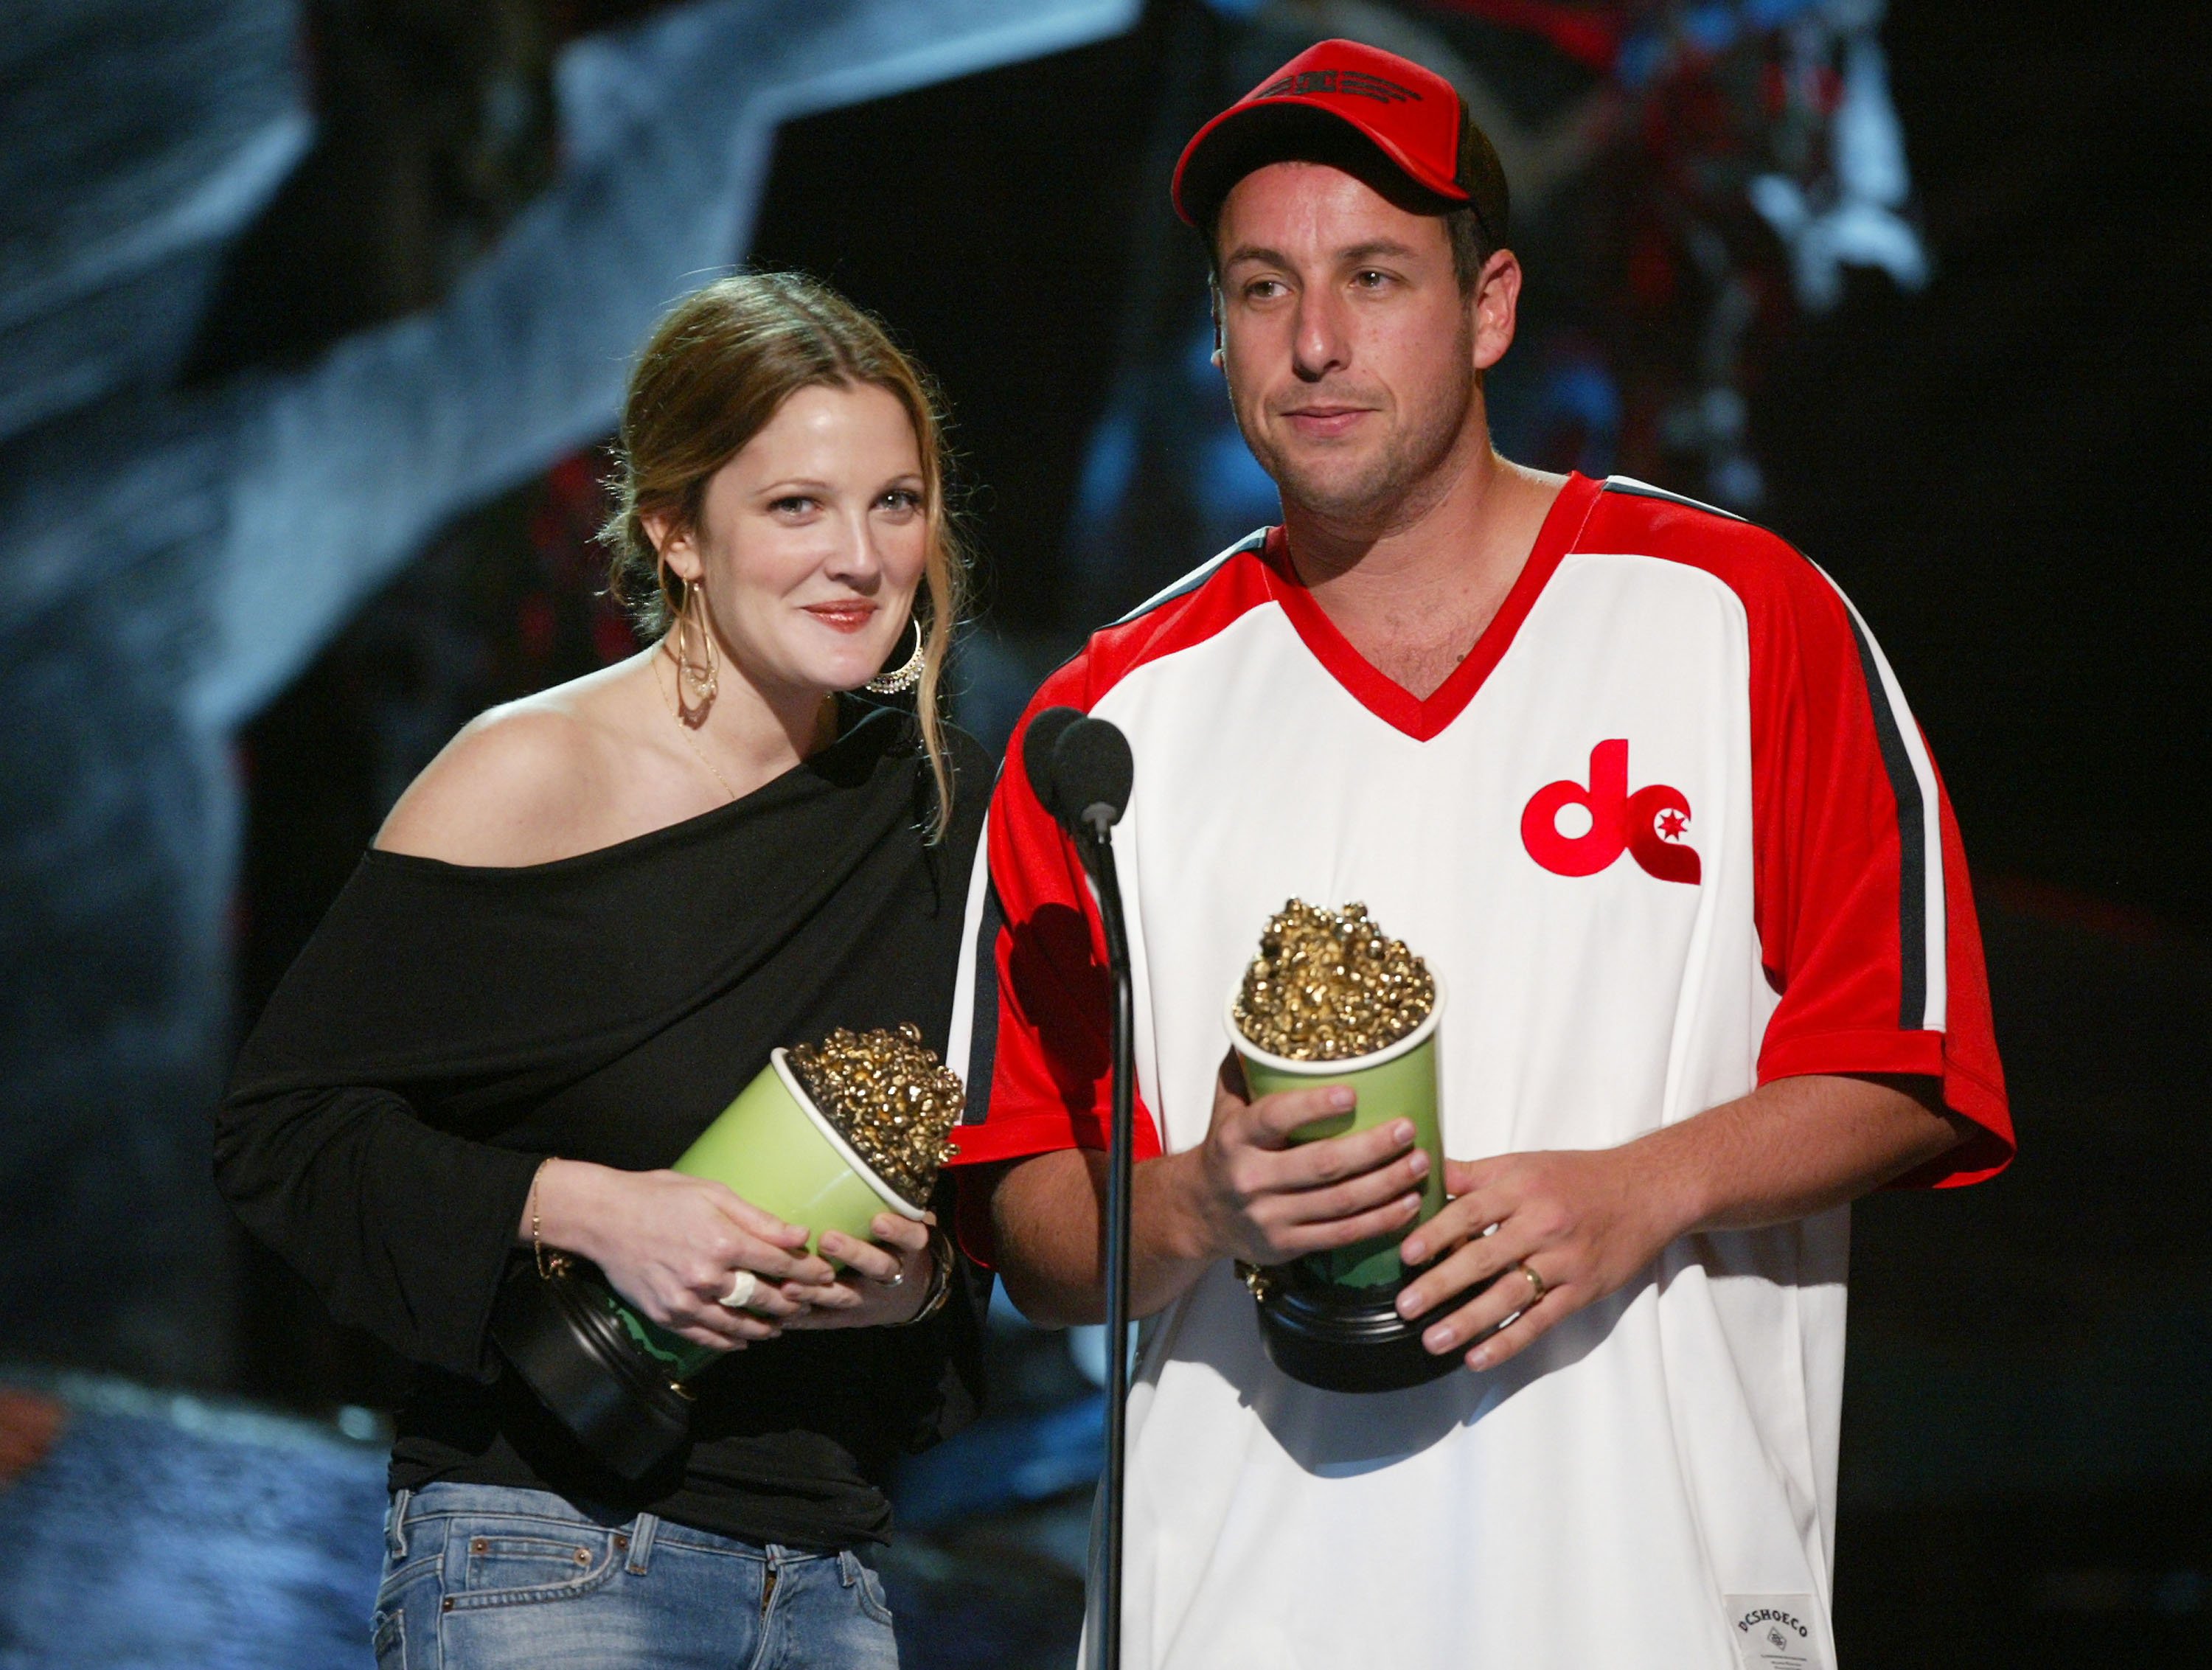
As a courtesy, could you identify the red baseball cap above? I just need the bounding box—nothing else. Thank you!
[1172,39,1509,248]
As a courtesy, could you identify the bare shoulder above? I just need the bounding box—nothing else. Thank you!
[375,682,634,868]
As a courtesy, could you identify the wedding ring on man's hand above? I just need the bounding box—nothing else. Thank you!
[717,1270,759,1310]
[1517,1261,1548,1307]
[872,1264,908,1288]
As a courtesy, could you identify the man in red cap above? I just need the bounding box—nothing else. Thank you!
[947,38,2011,1668]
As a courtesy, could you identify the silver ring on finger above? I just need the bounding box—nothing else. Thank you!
[872,1264,907,1289]
[717,1269,759,1311]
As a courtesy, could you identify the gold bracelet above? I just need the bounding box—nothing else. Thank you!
[529,1158,555,1279]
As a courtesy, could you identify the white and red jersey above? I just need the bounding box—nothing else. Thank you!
[946,472,2011,1670]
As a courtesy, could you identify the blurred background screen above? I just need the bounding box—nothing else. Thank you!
[0,1,2205,1666]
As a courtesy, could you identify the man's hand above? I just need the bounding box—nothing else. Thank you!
[1180,1051,1432,1267]
[987,1051,1434,1326]
[1393,1147,1684,1372]
[1389,1074,1966,1374]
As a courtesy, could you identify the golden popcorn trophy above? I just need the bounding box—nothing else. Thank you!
[1227,901,1480,1393]
[492,1025,963,1480]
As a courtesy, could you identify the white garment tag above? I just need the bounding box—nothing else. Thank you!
[1723,1596,1832,1670]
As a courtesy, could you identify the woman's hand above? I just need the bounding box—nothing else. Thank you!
[529,1160,836,1353]
[780,1211,937,1330]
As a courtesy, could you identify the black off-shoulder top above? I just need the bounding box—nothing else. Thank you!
[216,705,990,1548]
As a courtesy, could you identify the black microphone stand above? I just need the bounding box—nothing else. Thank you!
[1075,810,1135,1670]
[1024,706,1138,1670]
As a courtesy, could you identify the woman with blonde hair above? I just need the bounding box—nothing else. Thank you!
[218,271,986,1669]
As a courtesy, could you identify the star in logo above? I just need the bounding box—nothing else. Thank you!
[1656,807,1688,841]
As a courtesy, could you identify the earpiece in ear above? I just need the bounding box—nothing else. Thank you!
[1210,347,1225,369]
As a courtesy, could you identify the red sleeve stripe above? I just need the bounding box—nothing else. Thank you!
[1596,478,1952,1040]
[1813,566,1949,1033]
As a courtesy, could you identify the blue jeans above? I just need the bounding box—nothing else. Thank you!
[372,1483,899,1669]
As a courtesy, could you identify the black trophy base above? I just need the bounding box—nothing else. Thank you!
[491,1260,692,1481]
[1253,1261,1491,1394]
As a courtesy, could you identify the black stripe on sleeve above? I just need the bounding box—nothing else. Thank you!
[1841,610,1927,1029]
[959,878,1005,1126]
[1601,476,1748,523]
[1107,528,1268,626]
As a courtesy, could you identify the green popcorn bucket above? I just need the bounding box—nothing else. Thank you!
[675,1049,927,1259]
[492,1049,927,1481]
[1228,979,1475,1394]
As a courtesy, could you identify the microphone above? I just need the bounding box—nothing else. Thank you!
[1022,705,1082,820]
[1023,706,1133,837]
[1054,717,1135,835]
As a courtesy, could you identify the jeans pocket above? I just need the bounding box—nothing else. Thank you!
[848,1552,896,1626]
[372,1542,439,1666]
[453,1523,622,1608]
[370,1603,406,1669]
[375,1552,437,1610]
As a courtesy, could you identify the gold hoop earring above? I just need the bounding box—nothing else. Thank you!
[678,580,719,709]
[864,617,925,696]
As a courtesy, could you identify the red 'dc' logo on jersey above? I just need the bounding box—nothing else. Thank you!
[1520,739,1700,886]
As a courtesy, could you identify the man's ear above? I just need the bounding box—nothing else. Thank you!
[1470,247,1523,374]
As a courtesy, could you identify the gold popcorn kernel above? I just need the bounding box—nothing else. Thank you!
[786,1023,965,1208]
[1231,900,1434,1062]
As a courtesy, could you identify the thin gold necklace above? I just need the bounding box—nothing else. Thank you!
[653,649,740,803]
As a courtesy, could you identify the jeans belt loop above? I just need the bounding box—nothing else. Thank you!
[384,1488,412,1561]
[625,1511,658,1576]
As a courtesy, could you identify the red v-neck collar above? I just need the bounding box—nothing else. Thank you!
[1260,471,1603,742]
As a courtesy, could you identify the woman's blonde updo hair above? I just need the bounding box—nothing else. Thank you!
[601,271,968,838]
